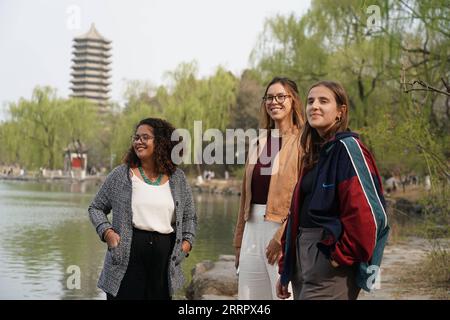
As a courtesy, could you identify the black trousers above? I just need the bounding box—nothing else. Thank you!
[107,227,175,300]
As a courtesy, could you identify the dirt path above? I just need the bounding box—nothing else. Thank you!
[359,237,448,300]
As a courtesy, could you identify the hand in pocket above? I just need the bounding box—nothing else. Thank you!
[108,246,122,265]
[105,229,120,248]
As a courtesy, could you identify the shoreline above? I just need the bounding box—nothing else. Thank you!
[0,175,105,183]
[188,178,242,196]
[0,175,242,196]
[1,175,429,200]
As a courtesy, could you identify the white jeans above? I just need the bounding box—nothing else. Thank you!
[238,204,292,300]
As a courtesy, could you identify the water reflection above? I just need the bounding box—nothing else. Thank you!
[0,180,239,299]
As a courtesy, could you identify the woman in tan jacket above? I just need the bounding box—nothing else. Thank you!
[233,77,304,299]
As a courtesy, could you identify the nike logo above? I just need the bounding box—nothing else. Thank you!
[322,183,335,188]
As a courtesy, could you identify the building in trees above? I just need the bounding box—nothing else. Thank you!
[70,23,111,112]
[64,141,88,180]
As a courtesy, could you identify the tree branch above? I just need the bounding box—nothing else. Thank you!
[401,79,450,96]
[441,77,450,93]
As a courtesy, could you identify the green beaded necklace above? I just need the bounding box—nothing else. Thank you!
[138,166,163,186]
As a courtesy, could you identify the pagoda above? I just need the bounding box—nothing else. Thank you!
[70,23,111,112]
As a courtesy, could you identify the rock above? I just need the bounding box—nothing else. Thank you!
[218,254,235,262]
[201,294,236,300]
[394,198,424,216]
[186,255,238,300]
[191,260,215,276]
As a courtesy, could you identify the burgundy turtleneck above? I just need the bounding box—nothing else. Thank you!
[250,133,282,205]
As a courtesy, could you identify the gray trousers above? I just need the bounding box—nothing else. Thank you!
[291,227,360,300]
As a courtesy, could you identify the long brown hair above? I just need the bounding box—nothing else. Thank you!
[301,81,350,170]
[123,118,179,175]
[260,77,304,130]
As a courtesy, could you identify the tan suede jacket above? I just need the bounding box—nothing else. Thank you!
[233,127,302,248]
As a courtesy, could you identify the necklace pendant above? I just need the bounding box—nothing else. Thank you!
[138,166,162,186]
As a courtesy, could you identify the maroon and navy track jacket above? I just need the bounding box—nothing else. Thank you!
[279,131,388,287]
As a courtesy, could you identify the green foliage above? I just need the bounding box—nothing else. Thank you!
[231,69,264,130]
[157,61,239,165]
[251,0,449,181]
[0,87,100,169]
[250,13,328,89]
[161,61,238,131]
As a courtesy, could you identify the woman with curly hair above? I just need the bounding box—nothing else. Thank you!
[88,118,197,300]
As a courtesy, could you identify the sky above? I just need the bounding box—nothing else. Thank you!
[0,0,311,119]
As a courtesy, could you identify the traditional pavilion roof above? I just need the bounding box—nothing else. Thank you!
[74,23,111,44]
[64,140,88,153]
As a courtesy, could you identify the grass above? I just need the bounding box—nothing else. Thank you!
[386,185,449,299]
[397,241,450,300]
[420,242,450,299]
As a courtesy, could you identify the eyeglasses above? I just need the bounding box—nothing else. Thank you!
[262,94,291,105]
[131,134,155,143]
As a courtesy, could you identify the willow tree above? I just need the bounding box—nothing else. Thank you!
[0,121,21,165]
[7,87,66,169]
[1,87,103,170]
[160,61,238,172]
[251,0,449,173]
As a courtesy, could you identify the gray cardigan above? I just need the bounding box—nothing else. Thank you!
[88,164,197,297]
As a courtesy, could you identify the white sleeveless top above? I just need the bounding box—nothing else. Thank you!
[131,170,175,233]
